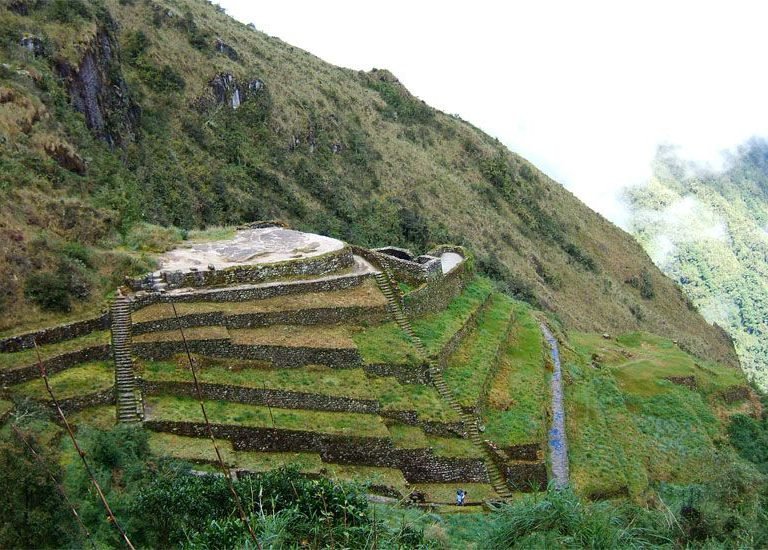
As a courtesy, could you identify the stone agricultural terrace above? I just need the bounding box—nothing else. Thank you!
[0,224,553,504]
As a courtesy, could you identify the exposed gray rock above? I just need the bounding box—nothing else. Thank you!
[204,73,265,110]
[55,27,139,146]
[19,34,44,56]
[214,38,239,61]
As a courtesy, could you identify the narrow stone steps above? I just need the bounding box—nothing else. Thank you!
[372,267,513,499]
[111,295,142,424]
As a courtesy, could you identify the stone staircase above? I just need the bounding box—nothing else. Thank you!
[111,295,142,423]
[372,271,513,499]
[149,272,168,293]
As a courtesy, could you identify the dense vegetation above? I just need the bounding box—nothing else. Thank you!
[0,0,737,373]
[2,393,766,548]
[626,140,768,389]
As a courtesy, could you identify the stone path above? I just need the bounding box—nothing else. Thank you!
[541,323,569,488]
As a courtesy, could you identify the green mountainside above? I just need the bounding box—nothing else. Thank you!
[0,0,737,371]
[626,141,768,389]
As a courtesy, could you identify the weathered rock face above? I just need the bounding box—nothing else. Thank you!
[214,38,239,61]
[19,34,44,56]
[203,72,265,110]
[55,27,140,147]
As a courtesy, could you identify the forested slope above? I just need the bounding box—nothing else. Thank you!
[626,140,768,388]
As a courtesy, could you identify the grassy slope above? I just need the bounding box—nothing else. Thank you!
[482,302,548,447]
[0,0,737,371]
[564,330,755,500]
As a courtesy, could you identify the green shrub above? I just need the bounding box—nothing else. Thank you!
[24,272,72,312]
[0,429,73,549]
[46,0,91,23]
[729,414,768,473]
[138,64,186,93]
[489,485,671,549]
[366,79,433,124]
[123,30,150,63]
[60,242,93,268]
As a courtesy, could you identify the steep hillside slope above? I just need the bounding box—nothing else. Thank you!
[0,0,736,367]
[626,141,768,388]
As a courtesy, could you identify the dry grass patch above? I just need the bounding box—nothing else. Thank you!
[132,326,230,343]
[229,325,355,348]
[132,279,386,323]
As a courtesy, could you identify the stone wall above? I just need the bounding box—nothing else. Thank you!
[132,305,388,335]
[372,247,442,285]
[128,247,354,292]
[361,362,431,385]
[140,379,465,436]
[485,442,547,492]
[141,379,380,414]
[132,339,362,368]
[504,443,542,462]
[145,420,488,483]
[0,345,111,386]
[436,293,493,365]
[54,386,115,414]
[0,313,110,353]
[404,259,473,318]
[130,272,371,310]
[502,461,548,492]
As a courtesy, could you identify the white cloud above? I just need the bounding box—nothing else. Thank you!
[217,0,768,224]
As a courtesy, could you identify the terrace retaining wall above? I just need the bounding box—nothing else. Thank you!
[132,305,388,335]
[0,345,112,386]
[132,339,362,368]
[362,362,431,385]
[130,272,372,310]
[140,380,466,436]
[128,247,355,291]
[436,293,493,365]
[403,259,473,317]
[54,386,115,414]
[144,420,488,483]
[0,313,110,353]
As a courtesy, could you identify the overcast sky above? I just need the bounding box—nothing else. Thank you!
[217,0,768,225]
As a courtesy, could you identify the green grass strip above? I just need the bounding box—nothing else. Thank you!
[482,303,548,446]
[145,395,390,437]
[0,331,109,371]
[141,361,459,422]
[12,361,113,400]
[386,424,482,458]
[351,322,420,365]
[443,293,515,408]
[411,277,494,356]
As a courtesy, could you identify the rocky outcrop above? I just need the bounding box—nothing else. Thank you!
[214,38,239,61]
[199,73,265,110]
[19,34,45,56]
[55,26,140,147]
